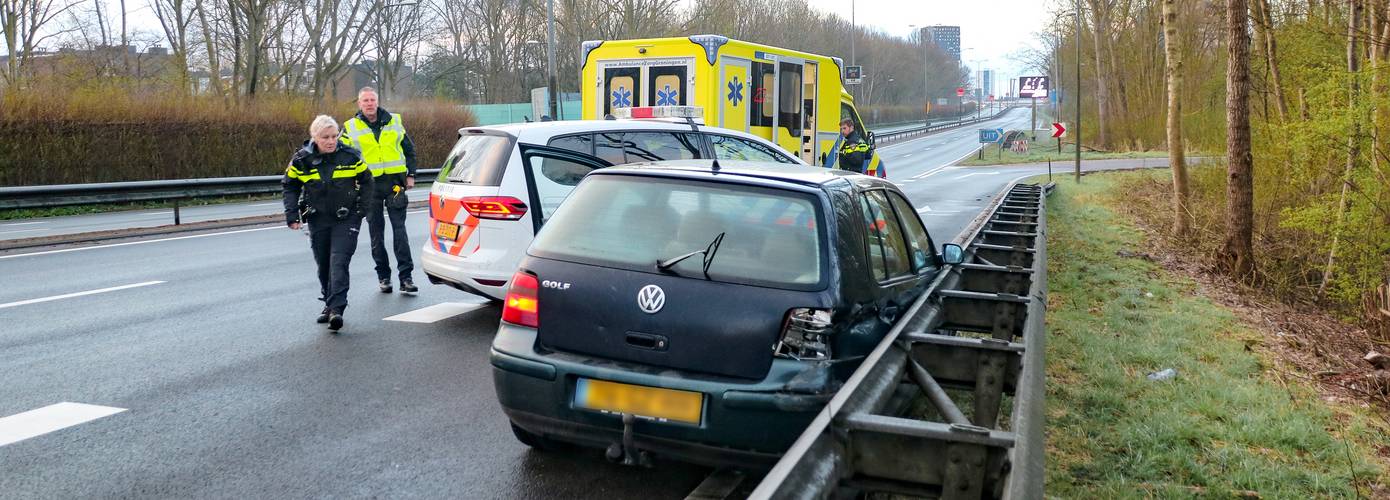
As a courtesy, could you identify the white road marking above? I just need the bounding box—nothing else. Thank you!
[0,221,45,227]
[408,209,427,215]
[0,281,165,310]
[917,205,932,212]
[0,402,126,447]
[137,212,173,218]
[384,301,489,323]
[956,172,1002,179]
[0,228,47,235]
[0,226,279,260]
[251,202,281,207]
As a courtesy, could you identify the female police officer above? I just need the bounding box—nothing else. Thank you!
[283,115,374,331]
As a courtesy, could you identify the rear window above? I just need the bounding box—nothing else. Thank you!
[530,175,824,289]
[438,133,514,186]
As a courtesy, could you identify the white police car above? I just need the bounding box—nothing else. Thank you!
[422,107,804,300]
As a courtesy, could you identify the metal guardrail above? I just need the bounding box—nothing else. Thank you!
[873,106,1022,146]
[0,169,441,212]
[749,181,1051,499]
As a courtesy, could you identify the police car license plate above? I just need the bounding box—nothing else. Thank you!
[574,378,703,425]
[435,222,460,241]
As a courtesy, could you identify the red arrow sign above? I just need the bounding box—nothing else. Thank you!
[956,87,965,97]
[1051,122,1067,138]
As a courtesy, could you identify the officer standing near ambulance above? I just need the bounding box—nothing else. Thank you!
[341,87,419,294]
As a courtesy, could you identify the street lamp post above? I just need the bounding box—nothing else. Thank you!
[545,0,559,119]
[1074,0,1082,182]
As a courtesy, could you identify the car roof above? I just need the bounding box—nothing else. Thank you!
[592,160,877,192]
[460,119,804,160]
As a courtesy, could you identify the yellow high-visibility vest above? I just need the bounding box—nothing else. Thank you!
[343,114,408,177]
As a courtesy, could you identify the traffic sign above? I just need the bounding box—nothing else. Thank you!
[846,65,863,84]
[1051,122,1067,138]
[956,87,965,97]
[979,128,1005,143]
[1019,76,1050,98]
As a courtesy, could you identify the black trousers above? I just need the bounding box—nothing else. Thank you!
[366,192,414,282]
[309,216,363,314]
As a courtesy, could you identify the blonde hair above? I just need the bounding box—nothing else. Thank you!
[308,115,339,136]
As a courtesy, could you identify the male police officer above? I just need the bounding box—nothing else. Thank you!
[837,118,871,174]
[342,87,419,294]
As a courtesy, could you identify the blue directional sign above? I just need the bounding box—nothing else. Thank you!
[979,128,1005,143]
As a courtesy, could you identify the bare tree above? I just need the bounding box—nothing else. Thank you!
[1219,0,1255,279]
[300,0,375,101]
[150,0,196,93]
[1,0,81,86]
[1162,0,1189,236]
[1321,0,1364,295]
[373,0,426,103]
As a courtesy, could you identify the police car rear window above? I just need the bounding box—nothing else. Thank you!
[438,133,513,186]
[530,175,824,290]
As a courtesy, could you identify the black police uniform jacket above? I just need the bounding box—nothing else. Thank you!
[281,140,374,225]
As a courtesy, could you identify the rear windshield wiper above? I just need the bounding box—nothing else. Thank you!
[656,232,725,279]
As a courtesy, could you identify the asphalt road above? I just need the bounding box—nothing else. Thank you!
[0,107,1142,498]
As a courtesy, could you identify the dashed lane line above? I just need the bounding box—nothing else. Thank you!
[0,402,127,447]
[0,221,46,227]
[384,301,490,324]
[0,281,165,310]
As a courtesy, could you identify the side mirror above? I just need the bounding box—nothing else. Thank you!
[941,243,964,265]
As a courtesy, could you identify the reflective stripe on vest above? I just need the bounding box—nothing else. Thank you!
[344,115,407,176]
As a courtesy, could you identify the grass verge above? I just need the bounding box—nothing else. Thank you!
[1042,173,1389,497]
[958,133,1166,166]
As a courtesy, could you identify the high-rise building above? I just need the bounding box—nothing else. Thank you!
[982,69,994,98]
[921,25,961,62]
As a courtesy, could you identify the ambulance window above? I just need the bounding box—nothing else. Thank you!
[547,134,593,155]
[778,62,802,137]
[604,67,641,117]
[623,132,703,162]
[647,66,687,106]
[595,133,627,164]
[749,62,774,127]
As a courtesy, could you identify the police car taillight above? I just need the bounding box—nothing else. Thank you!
[461,196,528,221]
[501,272,540,328]
[612,106,704,120]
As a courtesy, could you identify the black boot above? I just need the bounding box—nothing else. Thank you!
[378,279,392,293]
[316,307,330,324]
[399,278,418,294]
[328,313,344,331]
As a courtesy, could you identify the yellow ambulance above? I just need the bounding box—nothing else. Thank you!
[579,35,882,173]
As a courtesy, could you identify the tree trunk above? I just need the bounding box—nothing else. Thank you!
[195,0,225,97]
[1086,0,1112,150]
[1163,0,1190,236]
[1253,0,1289,122]
[1321,0,1363,296]
[1220,0,1255,279]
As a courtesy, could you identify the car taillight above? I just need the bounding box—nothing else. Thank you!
[461,196,528,221]
[773,308,833,360]
[501,271,539,328]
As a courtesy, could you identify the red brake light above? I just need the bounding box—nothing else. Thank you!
[461,196,528,221]
[501,271,539,328]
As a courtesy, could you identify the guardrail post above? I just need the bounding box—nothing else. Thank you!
[174,199,181,225]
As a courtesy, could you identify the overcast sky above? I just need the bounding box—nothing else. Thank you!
[803,0,1054,94]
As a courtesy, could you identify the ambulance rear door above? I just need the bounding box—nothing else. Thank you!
[595,58,696,119]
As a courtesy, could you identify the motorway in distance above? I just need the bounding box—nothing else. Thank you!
[0,108,1126,498]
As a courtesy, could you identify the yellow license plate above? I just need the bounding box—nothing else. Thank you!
[435,222,460,240]
[575,378,703,425]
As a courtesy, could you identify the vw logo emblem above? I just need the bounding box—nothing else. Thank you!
[636,285,665,314]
